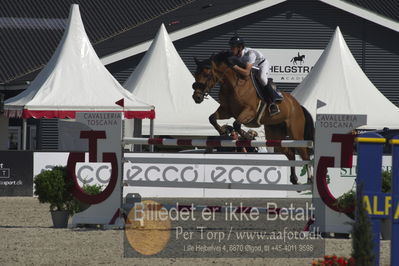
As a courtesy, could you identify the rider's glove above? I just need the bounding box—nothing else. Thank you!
[226,57,237,68]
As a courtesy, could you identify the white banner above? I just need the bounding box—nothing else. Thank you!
[34,152,392,199]
[34,152,290,198]
[259,49,323,83]
[123,153,289,198]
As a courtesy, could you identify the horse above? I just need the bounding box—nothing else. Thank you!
[290,54,305,65]
[192,51,314,184]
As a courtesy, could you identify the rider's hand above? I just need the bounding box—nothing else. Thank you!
[226,57,237,68]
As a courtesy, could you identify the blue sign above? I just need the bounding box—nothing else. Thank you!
[356,133,399,266]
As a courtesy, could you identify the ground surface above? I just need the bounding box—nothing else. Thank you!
[0,197,391,265]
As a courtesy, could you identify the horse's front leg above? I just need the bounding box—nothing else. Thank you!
[233,121,251,139]
[209,106,232,135]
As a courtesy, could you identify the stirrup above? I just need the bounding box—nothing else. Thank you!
[269,103,280,116]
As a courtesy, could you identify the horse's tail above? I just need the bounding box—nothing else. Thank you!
[301,106,314,141]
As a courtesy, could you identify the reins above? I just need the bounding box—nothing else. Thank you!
[194,63,230,99]
[212,65,230,85]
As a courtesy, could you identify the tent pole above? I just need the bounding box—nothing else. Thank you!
[22,118,27,150]
[150,119,154,152]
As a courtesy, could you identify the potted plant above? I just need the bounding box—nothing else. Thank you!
[335,189,356,219]
[70,183,103,214]
[34,166,74,228]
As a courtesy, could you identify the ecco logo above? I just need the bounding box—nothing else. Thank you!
[126,165,198,182]
[211,166,281,184]
[76,164,111,184]
[125,164,282,184]
[43,163,111,184]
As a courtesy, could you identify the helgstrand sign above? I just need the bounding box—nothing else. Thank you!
[259,49,323,83]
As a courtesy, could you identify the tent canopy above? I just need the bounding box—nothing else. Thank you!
[123,24,219,136]
[292,27,399,129]
[4,4,154,120]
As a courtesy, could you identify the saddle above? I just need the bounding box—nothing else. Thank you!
[244,69,283,127]
[250,68,280,104]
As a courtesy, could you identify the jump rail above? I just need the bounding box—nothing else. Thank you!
[123,137,313,148]
[124,156,311,167]
[123,140,313,192]
[123,180,312,191]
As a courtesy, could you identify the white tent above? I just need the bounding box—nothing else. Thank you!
[123,24,219,136]
[4,4,154,120]
[292,27,399,129]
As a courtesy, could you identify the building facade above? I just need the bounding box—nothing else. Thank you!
[1,0,398,149]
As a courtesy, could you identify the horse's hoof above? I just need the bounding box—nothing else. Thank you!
[290,177,298,185]
[307,178,313,184]
[219,129,228,136]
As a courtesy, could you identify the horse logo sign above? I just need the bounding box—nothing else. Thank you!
[290,52,305,65]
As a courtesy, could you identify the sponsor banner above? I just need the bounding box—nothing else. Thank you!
[33,152,392,199]
[259,49,323,83]
[0,151,33,196]
[124,153,289,198]
[35,113,121,192]
[69,112,123,226]
[34,152,290,198]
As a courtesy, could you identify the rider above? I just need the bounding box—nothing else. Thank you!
[227,35,283,116]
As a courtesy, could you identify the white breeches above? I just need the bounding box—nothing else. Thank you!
[257,61,270,87]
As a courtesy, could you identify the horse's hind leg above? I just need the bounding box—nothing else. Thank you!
[278,147,299,185]
[285,119,313,183]
[265,124,298,184]
[285,149,298,185]
[296,148,312,183]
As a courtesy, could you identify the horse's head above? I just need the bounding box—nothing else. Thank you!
[192,52,232,104]
[192,57,216,103]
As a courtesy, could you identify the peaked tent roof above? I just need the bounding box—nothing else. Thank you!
[291,27,399,129]
[4,4,155,120]
[123,24,220,136]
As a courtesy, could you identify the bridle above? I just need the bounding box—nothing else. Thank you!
[192,61,230,99]
[192,71,212,99]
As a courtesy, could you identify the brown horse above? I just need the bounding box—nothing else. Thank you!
[192,51,314,184]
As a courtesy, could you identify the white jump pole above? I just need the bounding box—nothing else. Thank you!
[123,137,313,148]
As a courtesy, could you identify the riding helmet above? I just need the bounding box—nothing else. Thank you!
[229,36,245,47]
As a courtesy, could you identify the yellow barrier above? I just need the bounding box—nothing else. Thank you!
[390,139,399,145]
[355,137,386,143]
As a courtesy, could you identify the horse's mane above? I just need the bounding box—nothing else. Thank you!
[212,51,246,68]
[211,51,232,64]
[196,50,245,71]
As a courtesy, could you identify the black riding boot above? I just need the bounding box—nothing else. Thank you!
[263,84,280,116]
[275,91,284,102]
